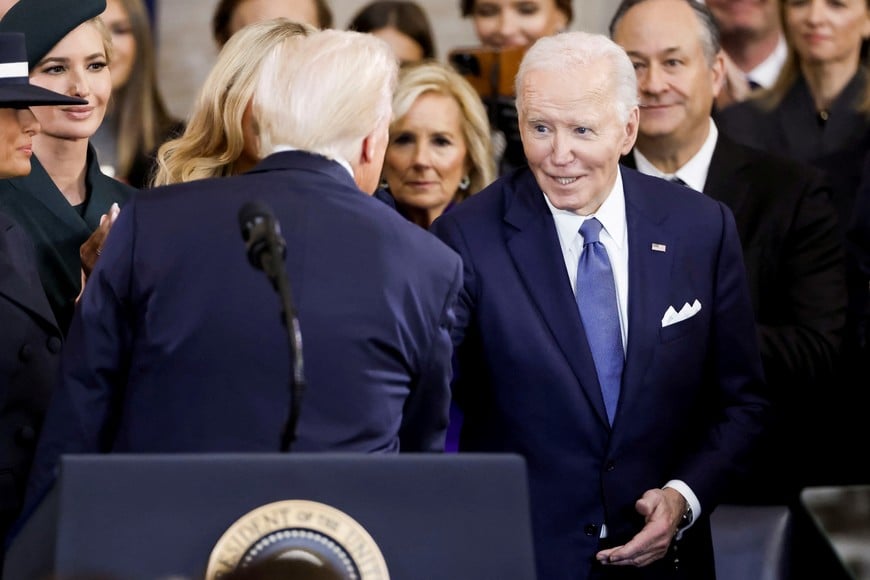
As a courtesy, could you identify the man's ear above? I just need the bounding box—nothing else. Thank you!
[360,133,376,165]
[621,106,640,155]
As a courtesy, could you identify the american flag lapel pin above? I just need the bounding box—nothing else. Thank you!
[651,243,667,252]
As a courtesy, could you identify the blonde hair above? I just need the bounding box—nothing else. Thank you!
[754,0,870,116]
[152,18,314,186]
[389,59,495,199]
[254,29,398,164]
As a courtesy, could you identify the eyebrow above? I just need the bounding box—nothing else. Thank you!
[37,52,106,66]
[626,46,683,58]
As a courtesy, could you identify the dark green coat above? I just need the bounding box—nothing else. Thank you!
[0,145,136,333]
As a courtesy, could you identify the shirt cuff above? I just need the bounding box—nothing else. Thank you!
[664,479,701,539]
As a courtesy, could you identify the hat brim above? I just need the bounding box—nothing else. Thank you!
[0,83,87,108]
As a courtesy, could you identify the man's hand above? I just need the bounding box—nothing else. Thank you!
[595,487,686,567]
[80,203,121,279]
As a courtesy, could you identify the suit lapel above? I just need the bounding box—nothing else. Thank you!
[504,171,611,428]
[0,216,59,329]
[703,135,751,217]
[619,170,676,419]
[23,155,93,237]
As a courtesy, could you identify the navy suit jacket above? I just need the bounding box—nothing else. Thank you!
[25,151,462,507]
[624,137,847,500]
[431,167,768,580]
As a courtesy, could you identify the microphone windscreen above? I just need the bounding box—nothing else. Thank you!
[238,200,275,243]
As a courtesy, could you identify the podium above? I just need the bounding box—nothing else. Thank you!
[4,453,537,580]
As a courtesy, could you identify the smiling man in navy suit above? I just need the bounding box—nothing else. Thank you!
[431,31,769,579]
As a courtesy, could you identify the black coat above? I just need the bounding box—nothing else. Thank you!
[0,212,62,548]
[0,145,136,333]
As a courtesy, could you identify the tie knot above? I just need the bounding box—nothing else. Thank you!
[580,218,603,245]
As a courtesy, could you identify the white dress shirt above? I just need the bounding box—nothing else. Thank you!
[633,119,719,193]
[543,168,701,535]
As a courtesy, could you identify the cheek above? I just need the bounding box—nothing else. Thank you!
[95,75,113,102]
[28,75,59,92]
[474,18,497,41]
[522,15,551,39]
[384,147,410,173]
[30,107,55,127]
[438,149,468,179]
[519,136,549,163]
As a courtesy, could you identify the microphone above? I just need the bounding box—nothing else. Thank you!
[238,201,306,452]
[238,201,287,285]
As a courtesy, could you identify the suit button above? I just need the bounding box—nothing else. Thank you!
[18,344,32,361]
[15,425,36,445]
[46,336,62,353]
[584,524,598,536]
[605,461,616,472]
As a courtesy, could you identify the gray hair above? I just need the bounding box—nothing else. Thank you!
[254,29,398,162]
[515,31,638,124]
[609,0,721,65]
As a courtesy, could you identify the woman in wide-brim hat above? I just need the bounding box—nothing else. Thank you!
[0,0,135,335]
[0,29,90,563]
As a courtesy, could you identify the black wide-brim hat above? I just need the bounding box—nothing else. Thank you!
[0,32,86,108]
[0,0,106,69]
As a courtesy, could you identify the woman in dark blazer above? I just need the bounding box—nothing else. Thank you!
[0,30,98,561]
[717,0,870,485]
[0,0,135,335]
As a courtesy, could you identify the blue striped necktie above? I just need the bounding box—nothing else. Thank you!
[575,218,623,425]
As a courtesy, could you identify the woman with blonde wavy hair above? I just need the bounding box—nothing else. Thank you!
[152,18,314,186]
[380,59,495,228]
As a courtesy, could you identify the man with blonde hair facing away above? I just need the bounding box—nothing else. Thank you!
[25,30,462,510]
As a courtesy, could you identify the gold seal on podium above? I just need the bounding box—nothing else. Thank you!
[206,500,389,579]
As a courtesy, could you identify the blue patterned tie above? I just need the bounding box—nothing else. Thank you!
[576,218,623,424]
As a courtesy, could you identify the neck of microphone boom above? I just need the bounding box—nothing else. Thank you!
[238,201,306,452]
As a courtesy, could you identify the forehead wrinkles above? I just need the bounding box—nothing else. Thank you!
[521,75,612,122]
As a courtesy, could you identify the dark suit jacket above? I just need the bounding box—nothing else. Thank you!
[0,213,62,548]
[431,167,768,580]
[0,145,136,334]
[624,135,847,499]
[24,151,462,509]
[715,70,869,166]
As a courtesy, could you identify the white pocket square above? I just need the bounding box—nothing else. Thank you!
[661,299,702,327]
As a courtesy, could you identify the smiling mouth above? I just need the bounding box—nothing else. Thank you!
[554,176,578,185]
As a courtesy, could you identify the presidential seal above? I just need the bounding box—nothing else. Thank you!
[205,500,389,580]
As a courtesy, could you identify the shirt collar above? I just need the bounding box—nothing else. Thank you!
[271,144,355,179]
[747,35,787,89]
[632,118,718,192]
[543,168,627,251]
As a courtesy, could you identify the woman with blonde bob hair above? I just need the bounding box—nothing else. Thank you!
[381,59,495,228]
[153,18,314,186]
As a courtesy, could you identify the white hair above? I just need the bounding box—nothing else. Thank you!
[515,31,638,124]
[254,29,398,162]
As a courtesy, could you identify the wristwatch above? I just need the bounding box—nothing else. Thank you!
[678,505,694,531]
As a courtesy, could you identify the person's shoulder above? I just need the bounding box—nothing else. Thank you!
[623,167,729,224]
[720,142,834,221]
[437,170,526,224]
[714,98,771,135]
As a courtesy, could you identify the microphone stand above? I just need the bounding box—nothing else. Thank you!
[259,228,306,453]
